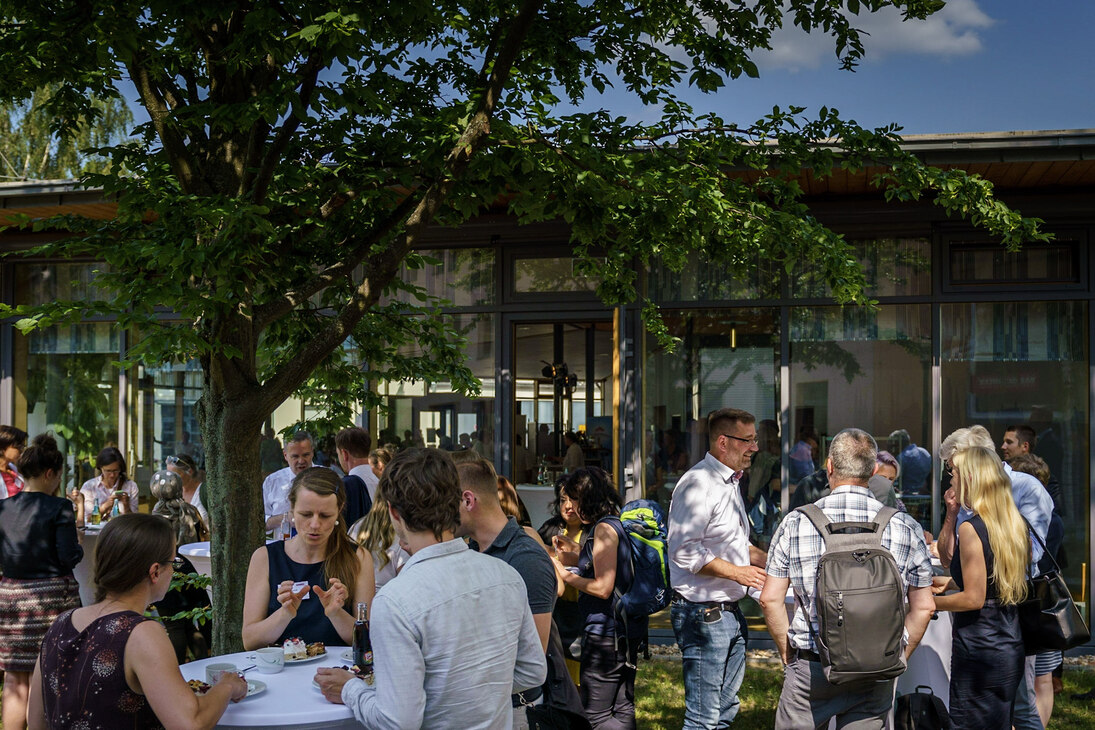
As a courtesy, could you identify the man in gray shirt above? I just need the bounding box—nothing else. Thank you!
[314,448,546,729]
[456,458,557,729]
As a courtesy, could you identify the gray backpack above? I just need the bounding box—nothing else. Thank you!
[794,504,908,685]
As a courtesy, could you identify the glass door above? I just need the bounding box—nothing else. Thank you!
[511,321,613,487]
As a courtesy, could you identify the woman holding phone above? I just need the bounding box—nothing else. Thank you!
[76,446,139,516]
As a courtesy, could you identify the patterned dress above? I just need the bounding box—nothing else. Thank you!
[39,609,165,730]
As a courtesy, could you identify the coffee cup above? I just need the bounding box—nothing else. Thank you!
[205,662,237,684]
[255,647,285,674]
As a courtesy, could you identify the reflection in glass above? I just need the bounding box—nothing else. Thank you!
[941,301,1087,598]
[13,323,120,491]
[790,305,932,529]
[377,313,495,457]
[514,257,599,294]
[643,308,778,509]
[949,241,1081,286]
[131,360,204,488]
[15,262,108,305]
[791,238,931,299]
[384,248,495,307]
[648,253,780,302]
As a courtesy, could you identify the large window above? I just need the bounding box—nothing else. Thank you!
[376,313,496,457]
[942,301,1088,597]
[790,304,932,528]
[643,308,779,509]
[12,322,121,492]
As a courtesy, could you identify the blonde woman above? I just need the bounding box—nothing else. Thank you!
[932,446,1030,730]
[349,492,408,591]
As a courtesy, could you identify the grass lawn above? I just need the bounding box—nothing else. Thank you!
[6,661,1095,727]
[636,659,1095,729]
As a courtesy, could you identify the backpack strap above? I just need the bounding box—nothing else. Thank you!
[798,504,897,552]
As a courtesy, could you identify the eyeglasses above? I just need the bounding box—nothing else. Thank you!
[721,434,759,446]
[171,557,185,571]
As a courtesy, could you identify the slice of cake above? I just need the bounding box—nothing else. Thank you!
[306,641,325,657]
[283,637,307,661]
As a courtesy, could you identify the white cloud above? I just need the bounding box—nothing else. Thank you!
[761,0,995,72]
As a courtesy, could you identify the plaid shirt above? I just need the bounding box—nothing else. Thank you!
[767,485,934,651]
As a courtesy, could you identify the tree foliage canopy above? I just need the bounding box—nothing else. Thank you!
[0,0,1045,651]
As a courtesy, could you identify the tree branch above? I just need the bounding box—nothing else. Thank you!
[251,190,417,333]
[126,59,199,193]
[254,0,545,413]
[250,51,325,203]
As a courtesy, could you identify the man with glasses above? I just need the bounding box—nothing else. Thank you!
[165,453,210,531]
[668,408,768,729]
[262,430,317,531]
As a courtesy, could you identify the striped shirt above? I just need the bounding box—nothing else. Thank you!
[767,485,934,652]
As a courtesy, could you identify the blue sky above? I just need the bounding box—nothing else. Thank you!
[581,0,1095,135]
[117,2,1091,138]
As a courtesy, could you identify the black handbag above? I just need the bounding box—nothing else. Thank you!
[1018,519,1090,654]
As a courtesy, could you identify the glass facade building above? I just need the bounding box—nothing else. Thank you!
[3,131,1094,625]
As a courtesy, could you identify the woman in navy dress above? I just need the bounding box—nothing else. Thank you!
[932,446,1030,730]
[243,467,372,648]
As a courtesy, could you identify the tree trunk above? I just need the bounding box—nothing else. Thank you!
[198,358,267,655]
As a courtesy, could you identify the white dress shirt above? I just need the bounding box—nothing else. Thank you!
[349,463,379,502]
[80,476,139,513]
[341,539,546,730]
[667,452,752,603]
[262,464,315,521]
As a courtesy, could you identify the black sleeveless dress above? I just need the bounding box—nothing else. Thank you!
[948,515,1025,730]
[265,541,349,645]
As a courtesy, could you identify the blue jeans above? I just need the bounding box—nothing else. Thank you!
[671,599,748,729]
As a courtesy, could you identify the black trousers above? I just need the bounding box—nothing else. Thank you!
[580,631,636,730]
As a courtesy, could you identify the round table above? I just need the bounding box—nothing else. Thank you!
[73,524,103,606]
[181,648,360,729]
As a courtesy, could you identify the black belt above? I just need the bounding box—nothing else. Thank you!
[512,687,543,707]
[673,593,739,612]
[793,648,822,663]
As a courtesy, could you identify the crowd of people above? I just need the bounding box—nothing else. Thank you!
[0,409,1073,729]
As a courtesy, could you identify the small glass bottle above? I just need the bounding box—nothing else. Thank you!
[352,602,374,674]
[90,498,101,526]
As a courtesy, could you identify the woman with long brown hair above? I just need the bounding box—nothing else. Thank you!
[29,513,246,729]
[933,446,1031,729]
[243,467,372,648]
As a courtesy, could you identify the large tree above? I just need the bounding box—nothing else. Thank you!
[0,1,1043,652]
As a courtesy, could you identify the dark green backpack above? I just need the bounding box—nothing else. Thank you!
[795,504,908,685]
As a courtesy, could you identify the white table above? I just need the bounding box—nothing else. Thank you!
[897,610,952,708]
[181,648,360,729]
[515,484,556,530]
[73,525,103,606]
[179,541,213,580]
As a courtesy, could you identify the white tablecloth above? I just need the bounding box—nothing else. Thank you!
[179,540,213,580]
[73,525,102,606]
[181,648,360,729]
[897,610,952,708]
[515,484,556,530]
